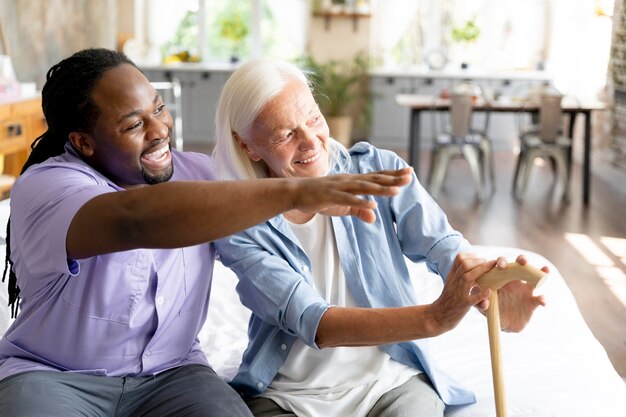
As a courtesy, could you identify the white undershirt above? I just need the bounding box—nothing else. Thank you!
[262,214,417,417]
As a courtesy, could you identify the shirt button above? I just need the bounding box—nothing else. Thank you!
[156,296,165,305]
[143,350,152,358]
[301,265,309,272]
[280,344,287,350]
[256,382,263,389]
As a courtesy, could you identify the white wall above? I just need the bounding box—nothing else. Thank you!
[0,0,116,87]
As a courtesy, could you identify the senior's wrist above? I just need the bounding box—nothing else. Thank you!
[424,303,447,337]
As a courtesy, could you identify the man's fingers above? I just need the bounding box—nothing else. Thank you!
[326,190,378,209]
[323,169,413,199]
[299,169,414,221]
[349,207,377,223]
[334,168,413,189]
[369,167,414,179]
[332,180,402,197]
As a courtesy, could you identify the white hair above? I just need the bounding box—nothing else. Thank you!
[213,59,350,180]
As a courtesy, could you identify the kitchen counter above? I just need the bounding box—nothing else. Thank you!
[138,62,239,73]
[369,67,552,81]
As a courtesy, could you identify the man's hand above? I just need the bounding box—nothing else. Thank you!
[292,167,414,223]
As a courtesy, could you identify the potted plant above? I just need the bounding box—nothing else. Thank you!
[451,18,480,69]
[218,10,249,63]
[300,52,370,147]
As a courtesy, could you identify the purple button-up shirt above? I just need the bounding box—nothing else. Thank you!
[0,144,218,381]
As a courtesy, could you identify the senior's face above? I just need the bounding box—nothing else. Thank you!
[85,64,174,188]
[242,79,330,179]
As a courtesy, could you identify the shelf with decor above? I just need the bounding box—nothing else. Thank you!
[312,11,371,32]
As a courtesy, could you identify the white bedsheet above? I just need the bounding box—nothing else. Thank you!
[204,249,626,416]
[1,198,625,416]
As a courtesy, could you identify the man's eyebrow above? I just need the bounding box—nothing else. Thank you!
[117,93,160,123]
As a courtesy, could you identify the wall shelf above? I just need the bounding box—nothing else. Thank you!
[313,11,371,32]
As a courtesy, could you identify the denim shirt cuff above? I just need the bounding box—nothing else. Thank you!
[429,234,473,279]
[286,297,329,349]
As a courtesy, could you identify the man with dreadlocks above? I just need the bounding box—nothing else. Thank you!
[0,48,412,416]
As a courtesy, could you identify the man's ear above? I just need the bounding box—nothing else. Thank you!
[233,131,261,161]
[68,131,95,157]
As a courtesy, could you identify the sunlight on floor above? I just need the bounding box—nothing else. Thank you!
[596,267,626,306]
[601,236,626,265]
[564,233,614,266]
[565,233,626,308]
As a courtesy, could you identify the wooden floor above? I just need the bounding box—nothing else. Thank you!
[404,149,626,377]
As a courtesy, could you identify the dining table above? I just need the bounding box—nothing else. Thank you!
[395,94,606,205]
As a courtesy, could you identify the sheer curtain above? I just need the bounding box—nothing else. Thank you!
[262,0,308,60]
[370,0,548,71]
[370,0,613,90]
[545,0,613,101]
[370,0,421,66]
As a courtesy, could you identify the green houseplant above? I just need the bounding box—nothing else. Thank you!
[451,18,480,69]
[218,10,249,63]
[300,52,370,146]
[451,18,480,44]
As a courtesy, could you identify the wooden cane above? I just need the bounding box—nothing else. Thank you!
[477,263,547,417]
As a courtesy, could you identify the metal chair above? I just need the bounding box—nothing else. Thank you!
[428,93,495,202]
[512,93,572,202]
[151,79,183,151]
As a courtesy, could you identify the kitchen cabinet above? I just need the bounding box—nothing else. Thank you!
[370,76,450,149]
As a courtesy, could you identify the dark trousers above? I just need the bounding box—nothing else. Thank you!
[0,364,253,417]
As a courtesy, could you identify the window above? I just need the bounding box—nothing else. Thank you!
[369,0,614,100]
[140,0,308,64]
[371,0,551,71]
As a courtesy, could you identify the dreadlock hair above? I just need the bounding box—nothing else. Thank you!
[2,48,137,317]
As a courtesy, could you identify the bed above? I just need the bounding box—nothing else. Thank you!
[1,199,625,416]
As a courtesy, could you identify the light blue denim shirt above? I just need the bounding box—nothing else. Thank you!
[215,142,475,405]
